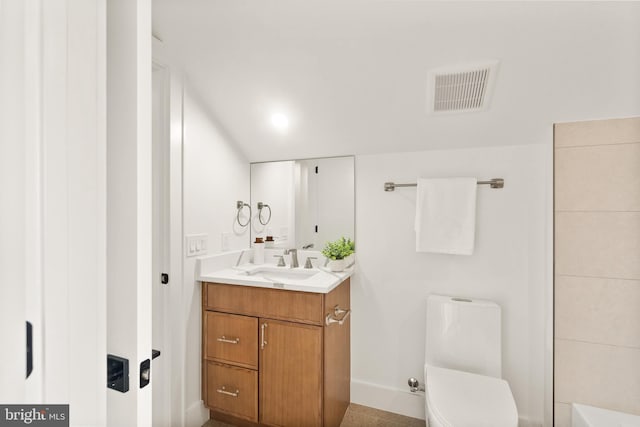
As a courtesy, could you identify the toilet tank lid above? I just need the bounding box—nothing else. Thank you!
[428,294,499,308]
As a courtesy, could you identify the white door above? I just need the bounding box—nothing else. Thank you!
[0,0,29,402]
[1,2,108,425]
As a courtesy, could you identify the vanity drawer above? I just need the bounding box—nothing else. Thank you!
[204,311,258,369]
[205,282,324,325]
[205,361,258,422]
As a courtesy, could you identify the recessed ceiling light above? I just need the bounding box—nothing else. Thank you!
[270,113,289,131]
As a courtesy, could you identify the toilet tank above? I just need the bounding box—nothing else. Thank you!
[425,294,502,378]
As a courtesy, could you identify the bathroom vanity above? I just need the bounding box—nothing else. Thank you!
[200,263,351,427]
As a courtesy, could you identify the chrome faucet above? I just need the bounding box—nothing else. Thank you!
[302,243,314,250]
[285,248,299,268]
[304,256,317,269]
[235,249,247,267]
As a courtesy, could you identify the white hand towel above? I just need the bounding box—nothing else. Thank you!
[414,177,477,255]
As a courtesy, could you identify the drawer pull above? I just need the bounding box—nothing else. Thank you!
[261,322,267,350]
[216,386,240,397]
[216,336,240,344]
[325,305,351,326]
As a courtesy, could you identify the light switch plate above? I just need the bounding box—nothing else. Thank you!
[221,232,232,252]
[185,234,208,257]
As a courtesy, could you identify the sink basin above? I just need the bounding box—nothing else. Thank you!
[244,266,319,283]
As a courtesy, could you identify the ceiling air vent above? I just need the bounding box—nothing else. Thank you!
[427,61,499,114]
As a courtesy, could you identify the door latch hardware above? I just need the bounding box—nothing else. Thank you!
[107,354,129,393]
[140,358,150,388]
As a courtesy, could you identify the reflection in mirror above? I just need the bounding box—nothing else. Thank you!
[250,156,355,250]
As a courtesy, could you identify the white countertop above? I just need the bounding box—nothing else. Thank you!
[198,263,353,294]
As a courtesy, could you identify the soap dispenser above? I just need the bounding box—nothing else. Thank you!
[253,237,265,264]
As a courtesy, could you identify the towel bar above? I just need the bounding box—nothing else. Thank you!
[384,178,504,192]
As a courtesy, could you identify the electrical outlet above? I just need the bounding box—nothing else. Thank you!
[185,234,208,257]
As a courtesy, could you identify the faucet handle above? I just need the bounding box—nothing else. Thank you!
[273,255,286,267]
[304,257,317,269]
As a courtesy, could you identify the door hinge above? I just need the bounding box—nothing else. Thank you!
[161,273,169,285]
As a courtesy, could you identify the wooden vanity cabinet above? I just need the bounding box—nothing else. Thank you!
[202,278,350,427]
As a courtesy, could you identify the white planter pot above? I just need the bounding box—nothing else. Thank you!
[327,259,346,272]
[345,254,355,267]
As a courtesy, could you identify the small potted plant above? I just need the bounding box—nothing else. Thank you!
[322,237,355,272]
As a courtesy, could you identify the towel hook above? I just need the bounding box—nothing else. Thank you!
[257,202,272,225]
[236,201,251,227]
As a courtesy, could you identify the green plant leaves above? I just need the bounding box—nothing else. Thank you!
[321,237,355,260]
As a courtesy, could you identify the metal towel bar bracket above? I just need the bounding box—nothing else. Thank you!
[384,178,504,192]
[325,305,351,326]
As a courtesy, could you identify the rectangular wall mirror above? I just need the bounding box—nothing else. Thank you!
[250,156,355,250]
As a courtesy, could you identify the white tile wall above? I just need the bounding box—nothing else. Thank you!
[554,117,640,423]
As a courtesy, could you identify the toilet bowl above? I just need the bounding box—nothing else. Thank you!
[424,295,518,427]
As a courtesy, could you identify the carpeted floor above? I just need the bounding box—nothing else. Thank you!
[202,404,426,427]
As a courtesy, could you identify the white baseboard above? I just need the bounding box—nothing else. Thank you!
[185,400,209,427]
[350,379,543,427]
[518,417,543,427]
[350,379,426,420]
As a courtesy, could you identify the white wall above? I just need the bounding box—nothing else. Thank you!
[182,85,250,426]
[351,144,550,426]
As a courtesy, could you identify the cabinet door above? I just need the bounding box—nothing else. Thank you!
[259,319,322,427]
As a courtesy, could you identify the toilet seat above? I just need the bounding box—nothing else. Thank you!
[425,364,518,427]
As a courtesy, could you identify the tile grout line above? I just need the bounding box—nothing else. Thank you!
[555,337,640,351]
[555,273,640,282]
[554,210,640,213]
[554,140,640,150]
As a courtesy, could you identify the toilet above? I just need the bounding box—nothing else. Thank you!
[424,295,518,427]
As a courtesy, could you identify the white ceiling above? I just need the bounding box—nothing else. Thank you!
[153,1,640,162]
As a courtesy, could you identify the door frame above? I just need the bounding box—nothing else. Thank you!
[152,37,187,427]
[152,56,173,427]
